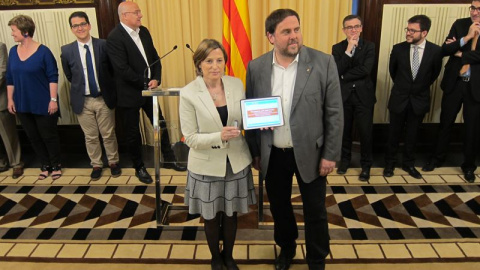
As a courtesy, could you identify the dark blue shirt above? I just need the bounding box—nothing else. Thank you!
[6,44,58,115]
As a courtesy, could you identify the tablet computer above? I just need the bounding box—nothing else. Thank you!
[240,96,284,130]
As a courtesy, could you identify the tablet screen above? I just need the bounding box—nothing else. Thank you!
[240,96,284,130]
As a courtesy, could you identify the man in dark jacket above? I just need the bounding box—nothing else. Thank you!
[383,15,442,179]
[423,1,480,183]
[332,15,375,181]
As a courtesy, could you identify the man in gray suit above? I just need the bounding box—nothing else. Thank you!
[246,9,343,270]
[0,42,23,179]
[61,11,121,180]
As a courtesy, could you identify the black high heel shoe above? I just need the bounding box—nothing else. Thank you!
[221,250,239,270]
[51,164,62,180]
[211,256,224,270]
[38,165,51,180]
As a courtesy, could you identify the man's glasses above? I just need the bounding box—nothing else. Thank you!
[344,25,362,31]
[71,22,89,30]
[404,28,422,34]
[469,6,480,13]
[123,10,142,16]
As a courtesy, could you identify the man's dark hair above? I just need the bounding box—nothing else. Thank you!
[265,9,300,35]
[408,14,431,32]
[343,15,363,27]
[68,11,90,27]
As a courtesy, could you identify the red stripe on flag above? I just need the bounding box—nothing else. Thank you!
[222,36,234,76]
[229,1,252,67]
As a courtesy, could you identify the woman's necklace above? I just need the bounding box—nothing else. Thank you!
[206,80,224,102]
[211,92,220,101]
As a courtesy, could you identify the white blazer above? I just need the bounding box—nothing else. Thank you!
[179,76,252,177]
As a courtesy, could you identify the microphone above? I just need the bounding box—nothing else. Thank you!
[186,43,194,54]
[144,45,178,90]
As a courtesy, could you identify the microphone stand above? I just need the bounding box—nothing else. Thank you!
[144,45,178,90]
[185,43,195,54]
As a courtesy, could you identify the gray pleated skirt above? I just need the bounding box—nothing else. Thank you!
[185,163,256,220]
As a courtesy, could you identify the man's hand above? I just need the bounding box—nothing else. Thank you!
[148,79,159,89]
[346,34,359,54]
[319,159,336,177]
[465,22,480,42]
[445,36,456,44]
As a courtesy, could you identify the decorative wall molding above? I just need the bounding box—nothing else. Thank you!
[0,0,93,6]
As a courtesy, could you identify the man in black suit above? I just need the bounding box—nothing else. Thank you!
[383,15,442,179]
[423,1,480,183]
[61,11,121,181]
[107,1,185,184]
[332,15,375,181]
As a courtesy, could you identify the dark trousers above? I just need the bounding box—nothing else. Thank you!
[430,82,463,164]
[460,80,480,171]
[341,91,373,169]
[121,98,175,169]
[16,112,61,167]
[265,146,329,265]
[385,103,425,167]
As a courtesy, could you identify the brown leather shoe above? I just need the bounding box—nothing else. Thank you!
[12,167,24,179]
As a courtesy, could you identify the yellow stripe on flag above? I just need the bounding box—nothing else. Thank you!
[222,0,252,87]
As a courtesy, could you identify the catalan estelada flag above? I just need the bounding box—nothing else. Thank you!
[222,0,252,87]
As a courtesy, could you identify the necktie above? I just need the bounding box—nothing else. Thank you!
[459,34,479,76]
[411,45,419,80]
[84,44,99,97]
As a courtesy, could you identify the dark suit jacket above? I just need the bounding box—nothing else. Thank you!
[332,38,376,107]
[61,38,116,114]
[106,24,161,108]
[0,42,7,112]
[388,40,443,115]
[441,17,480,101]
[245,46,343,183]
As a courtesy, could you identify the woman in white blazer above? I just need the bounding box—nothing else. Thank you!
[180,39,255,270]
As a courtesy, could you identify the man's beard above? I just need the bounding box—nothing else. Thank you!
[279,41,301,58]
[407,35,422,44]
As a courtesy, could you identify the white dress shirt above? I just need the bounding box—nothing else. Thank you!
[271,51,299,148]
[77,38,101,95]
[410,39,426,72]
[121,22,150,78]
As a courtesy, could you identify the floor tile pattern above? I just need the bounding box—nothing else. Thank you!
[0,183,479,241]
[0,167,479,264]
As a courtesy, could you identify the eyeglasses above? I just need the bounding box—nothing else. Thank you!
[469,6,480,13]
[344,25,362,31]
[123,10,142,16]
[71,22,89,30]
[404,28,422,34]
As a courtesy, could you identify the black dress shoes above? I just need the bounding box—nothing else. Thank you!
[90,167,102,181]
[275,248,296,270]
[421,161,437,172]
[135,167,153,184]
[359,168,370,181]
[308,262,326,270]
[464,170,476,183]
[336,162,349,174]
[162,161,187,172]
[383,166,394,177]
[402,165,422,179]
